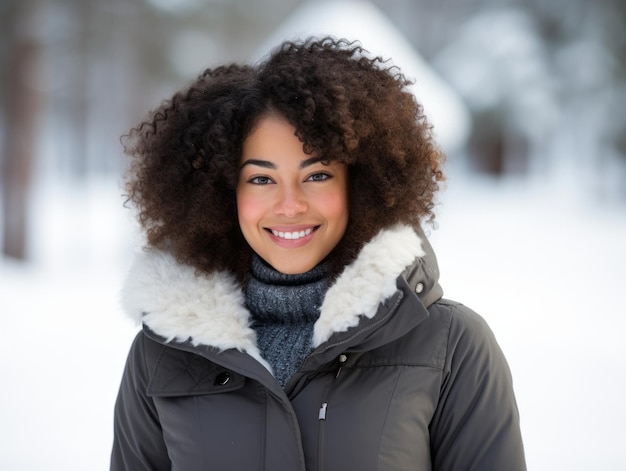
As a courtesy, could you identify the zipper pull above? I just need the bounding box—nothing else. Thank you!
[319,402,328,420]
[336,354,348,379]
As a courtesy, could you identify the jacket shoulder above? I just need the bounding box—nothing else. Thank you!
[429,298,492,333]
[125,330,167,377]
[426,299,527,470]
[427,298,511,379]
[382,297,495,371]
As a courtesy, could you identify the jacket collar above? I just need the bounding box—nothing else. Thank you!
[121,224,437,364]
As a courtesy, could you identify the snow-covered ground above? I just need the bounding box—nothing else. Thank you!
[1,173,625,470]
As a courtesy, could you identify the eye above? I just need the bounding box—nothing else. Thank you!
[249,176,273,185]
[306,172,331,182]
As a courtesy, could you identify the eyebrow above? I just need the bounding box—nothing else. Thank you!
[240,159,275,169]
[240,156,325,170]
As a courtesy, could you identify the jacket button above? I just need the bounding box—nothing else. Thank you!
[215,371,230,386]
[415,282,424,294]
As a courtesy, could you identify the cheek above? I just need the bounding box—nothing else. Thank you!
[318,187,349,227]
[236,193,263,228]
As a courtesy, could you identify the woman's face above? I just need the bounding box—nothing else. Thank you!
[236,115,349,274]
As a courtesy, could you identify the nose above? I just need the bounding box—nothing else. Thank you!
[274,184,307,217]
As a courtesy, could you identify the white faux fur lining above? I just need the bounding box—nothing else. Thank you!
[121,224,423,368]
[312,224,424,346]
[121,249,271,370]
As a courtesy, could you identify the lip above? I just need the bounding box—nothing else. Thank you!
[265,225,319,247]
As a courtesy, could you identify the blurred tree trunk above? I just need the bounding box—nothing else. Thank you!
[2,0,42,260]
[69,0,90,177]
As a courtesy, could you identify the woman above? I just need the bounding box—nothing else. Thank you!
[111,37,526,470]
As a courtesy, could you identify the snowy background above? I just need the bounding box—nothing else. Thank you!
[1,169,625,470]
[2,0,626,469]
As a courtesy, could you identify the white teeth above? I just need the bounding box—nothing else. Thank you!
[271,228,313,240]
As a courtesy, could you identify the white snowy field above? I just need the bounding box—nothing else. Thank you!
[1,174,625,470]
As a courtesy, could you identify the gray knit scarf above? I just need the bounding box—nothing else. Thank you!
[246,255,329,388]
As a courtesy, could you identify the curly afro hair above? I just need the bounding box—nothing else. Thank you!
[123,37,445,281]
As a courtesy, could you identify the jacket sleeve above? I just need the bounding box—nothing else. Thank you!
[430,304,526,470]
[110,332,171,471]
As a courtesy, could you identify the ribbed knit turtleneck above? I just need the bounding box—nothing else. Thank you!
[246,255,329,388]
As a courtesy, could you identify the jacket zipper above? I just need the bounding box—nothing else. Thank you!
[316,391,329,471]
[312,294,405,469]
[335,353,348,379]
[316,353,348,470]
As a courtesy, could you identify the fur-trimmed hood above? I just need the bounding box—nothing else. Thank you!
[121,224,440,368]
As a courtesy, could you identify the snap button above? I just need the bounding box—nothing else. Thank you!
[415,282,424,294]
[215,371,230,386]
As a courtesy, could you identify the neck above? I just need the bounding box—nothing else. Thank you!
[246,255,330,387]
[246,255,329,321]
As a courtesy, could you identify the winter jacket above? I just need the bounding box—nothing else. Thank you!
[111,224,526,470]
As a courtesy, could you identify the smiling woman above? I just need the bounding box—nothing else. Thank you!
[237,115,349,274]
[111,37,526,470]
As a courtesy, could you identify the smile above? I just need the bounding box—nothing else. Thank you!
[270,228,314,240]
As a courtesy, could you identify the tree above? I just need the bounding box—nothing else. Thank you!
[1,0,43,259]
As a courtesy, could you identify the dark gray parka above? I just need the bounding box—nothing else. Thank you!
[111,225,526,470]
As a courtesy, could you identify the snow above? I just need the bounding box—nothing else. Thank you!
[0,177,139,470]
[1,173,625,469]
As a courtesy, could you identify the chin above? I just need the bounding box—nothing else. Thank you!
[268,258,318,275]
[275,265,314,275]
